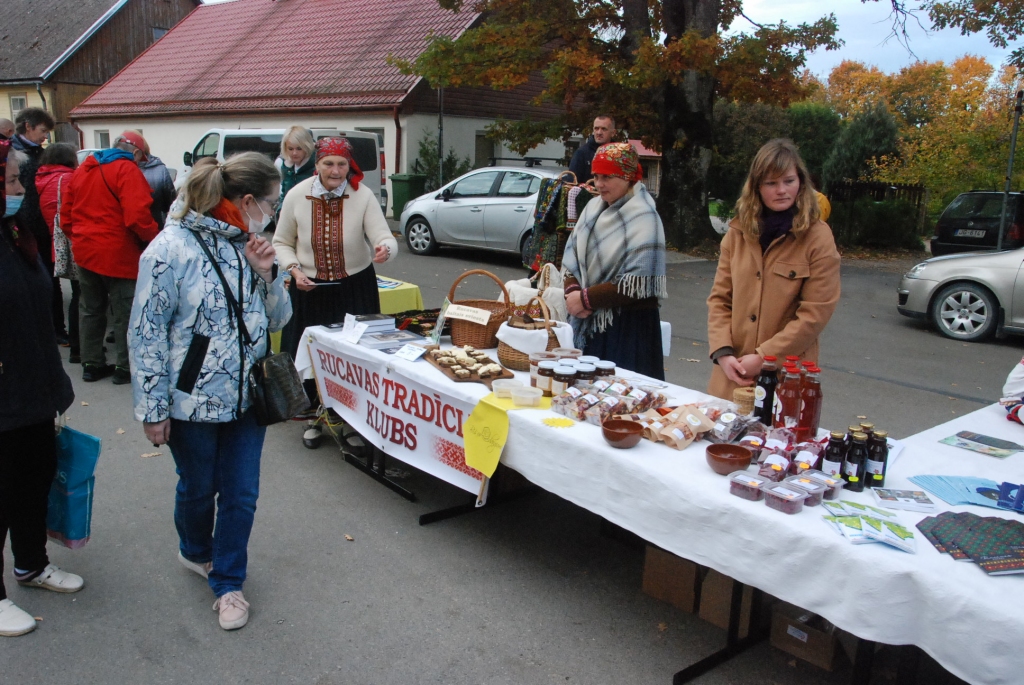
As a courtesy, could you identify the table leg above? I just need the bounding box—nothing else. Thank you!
[850,638,875,685]
[671,583,768,684]
[418,484,540,526]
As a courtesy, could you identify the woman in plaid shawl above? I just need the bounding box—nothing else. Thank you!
[562,143,667,380]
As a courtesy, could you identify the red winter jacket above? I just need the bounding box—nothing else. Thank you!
[60,151,159,279]
[35,164,75,263]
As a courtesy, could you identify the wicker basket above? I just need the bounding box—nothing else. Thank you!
[497,296,559,371]
[447,269,510,349]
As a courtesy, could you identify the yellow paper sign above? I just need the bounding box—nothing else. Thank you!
[463,392,553,477]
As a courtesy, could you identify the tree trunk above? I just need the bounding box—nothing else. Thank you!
[656,0,721,248]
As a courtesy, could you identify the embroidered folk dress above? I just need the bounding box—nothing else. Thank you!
[273,175,397,358]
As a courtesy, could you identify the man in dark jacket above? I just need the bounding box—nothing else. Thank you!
[1,140,83,638]
[568,114,617,184]
[60,133,159,384]
[120,133,175,228]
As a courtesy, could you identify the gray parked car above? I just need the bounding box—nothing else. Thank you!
[897,248,1024,341]
[398,166,560,262]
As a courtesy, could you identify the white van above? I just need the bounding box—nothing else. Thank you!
[178,128,386,211]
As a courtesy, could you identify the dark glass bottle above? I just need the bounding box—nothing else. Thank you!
[796,366,822,442]
[821,431,847,477]
[846,425,861,449]
[865,430,889,488]
[843,432,869,493]
[754,356,779,425]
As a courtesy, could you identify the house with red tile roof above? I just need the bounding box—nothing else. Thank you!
[69,0,567,215]
[0,0,197,144]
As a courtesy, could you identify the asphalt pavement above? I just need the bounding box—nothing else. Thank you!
[5,242,1007,684]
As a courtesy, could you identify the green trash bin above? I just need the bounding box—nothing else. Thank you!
[390,173,428,219]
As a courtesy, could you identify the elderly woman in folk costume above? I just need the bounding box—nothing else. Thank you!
[273,137,397,447]
[563,143,668,380]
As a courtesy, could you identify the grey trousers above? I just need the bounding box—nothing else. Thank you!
[77,266,135,370]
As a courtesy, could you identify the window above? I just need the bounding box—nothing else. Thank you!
[356,127,385,147]
[95,130,110,149]
[497,172,540,197]
[194,133,220,160]
[474,134,494,168]
[152,27,168,41]
[9,94,27,118]
[450,171,499,198]
[223,134,282,161]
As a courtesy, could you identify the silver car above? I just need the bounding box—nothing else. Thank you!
[897,248,1024,341]
[398,167,560,263]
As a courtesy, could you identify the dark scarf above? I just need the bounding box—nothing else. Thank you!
[759,207,795,253]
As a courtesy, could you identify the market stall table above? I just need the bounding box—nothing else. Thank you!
[295,327,1023,685]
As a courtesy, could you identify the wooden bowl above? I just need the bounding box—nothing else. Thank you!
[602,419,644,449]
[705,443,753,475]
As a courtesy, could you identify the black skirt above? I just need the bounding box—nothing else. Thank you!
[281,264,381,358]
[582,307,665,381]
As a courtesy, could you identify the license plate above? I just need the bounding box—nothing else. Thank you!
[954,229,986,238]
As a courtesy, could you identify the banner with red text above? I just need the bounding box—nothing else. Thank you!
[308,340,485,494]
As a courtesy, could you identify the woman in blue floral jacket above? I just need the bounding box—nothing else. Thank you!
[129,153,291,631]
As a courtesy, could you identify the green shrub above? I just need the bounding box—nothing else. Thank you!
[828,198,923,249]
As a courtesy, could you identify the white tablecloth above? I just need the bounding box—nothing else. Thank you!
[296,330,1023,685]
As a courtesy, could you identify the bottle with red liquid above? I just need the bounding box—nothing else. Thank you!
[773,366,802,429]
[796,365,823,442]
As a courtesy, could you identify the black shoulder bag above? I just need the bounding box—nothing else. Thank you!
[192,232,309,426]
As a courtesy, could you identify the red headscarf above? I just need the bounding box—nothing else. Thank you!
[590,142,643,184]
[315,137,363,190]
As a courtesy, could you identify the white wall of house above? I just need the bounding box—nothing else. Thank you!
[75,112,569,217]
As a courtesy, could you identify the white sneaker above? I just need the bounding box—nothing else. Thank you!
[0,599,37,636]
[212,590,249,630]
[17,564,84,593]
[178,552,212,579]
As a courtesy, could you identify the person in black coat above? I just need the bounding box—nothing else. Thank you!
[0,141,83,638]
[567,114,617,184]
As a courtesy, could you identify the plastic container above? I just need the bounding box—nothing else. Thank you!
[550,366,577,395]
[763,483,809,514]
[536,361,558,396]
[801,469,846,500]
[729,471,770,501]
[529,352,557,384]
[491,379,524,399]
[510,386,543,407]
[575,363,597,384]
[552,348,582,359]
[783,475,828,507]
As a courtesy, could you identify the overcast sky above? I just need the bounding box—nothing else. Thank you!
[739,0,1011,76]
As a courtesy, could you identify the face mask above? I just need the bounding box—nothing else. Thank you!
[4,195,23,217]
[246,200,272,232]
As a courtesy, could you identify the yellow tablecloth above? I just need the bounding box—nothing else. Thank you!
[270,277,424,353]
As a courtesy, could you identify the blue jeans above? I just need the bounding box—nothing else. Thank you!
[168,410,265,597]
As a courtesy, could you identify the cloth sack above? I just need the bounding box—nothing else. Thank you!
[495,320,575,355]
[46,423,101,549]
[52,176,77,279]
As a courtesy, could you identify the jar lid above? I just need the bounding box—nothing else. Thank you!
[860,422,875,429]
[579,355,600,363]
[852,431,869,441]
[558,358,580,365]
[538,361,558,370]
[529,352,556,360]
[575,363,596,372]
[763,355,777,361]
[553,365,577,375]
[873,430,889,439]
[596,361,616,370]
[830,431,846,439]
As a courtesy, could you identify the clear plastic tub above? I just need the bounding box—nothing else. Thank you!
[801,469,846,501]
[491,379,524,399]
[510,386,543,407]
[729,471,770,501]
[763,483,809,514]
[783,475,828,507]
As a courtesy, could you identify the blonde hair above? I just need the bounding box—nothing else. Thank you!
[280,126,315,160]
[734,139,820,236]
[174,152,280,219]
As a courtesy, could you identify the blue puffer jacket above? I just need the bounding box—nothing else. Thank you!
[129,209,292,423]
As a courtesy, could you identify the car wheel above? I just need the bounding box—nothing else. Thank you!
[520,231,534,268]
[930,282,998,341]
[405,217,438,255]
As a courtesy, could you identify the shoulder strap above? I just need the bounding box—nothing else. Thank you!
[55,177,62,231]
[191,230,253,346]
[96,163,119,203]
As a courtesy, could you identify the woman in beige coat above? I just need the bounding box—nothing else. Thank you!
[706,139,841,401]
